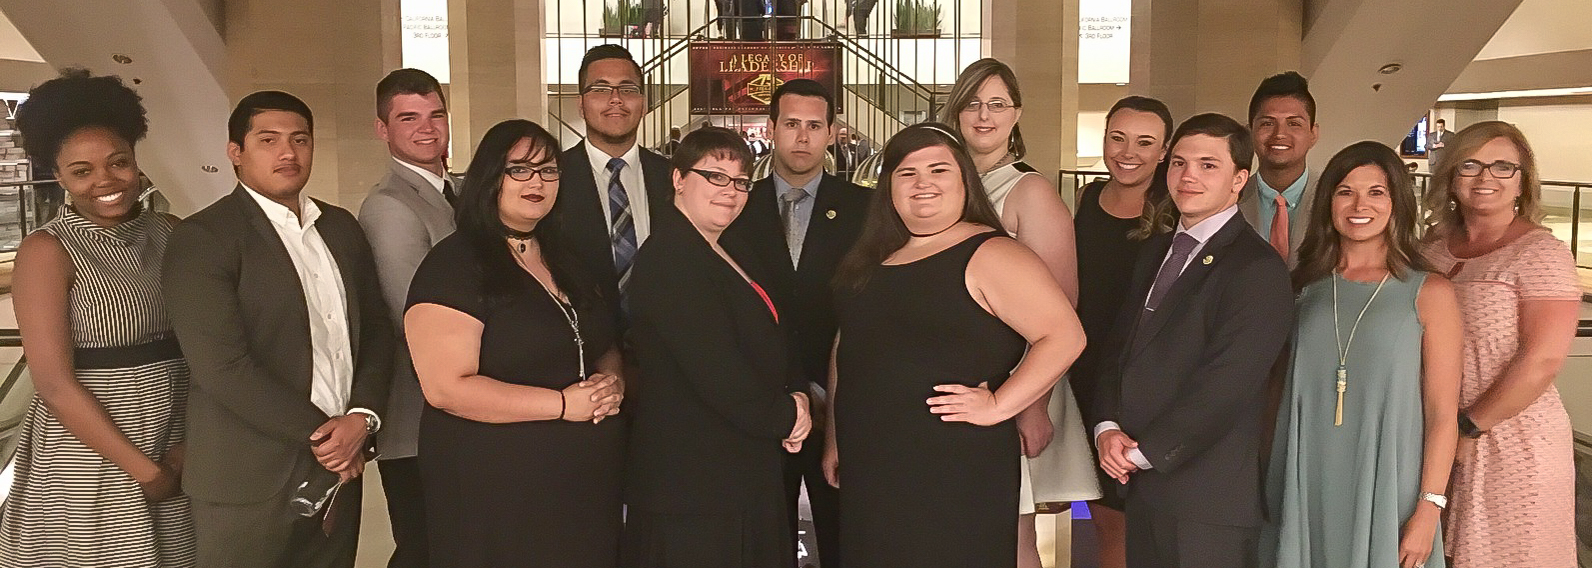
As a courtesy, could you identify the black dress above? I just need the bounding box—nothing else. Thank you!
[1071,180,1146,509]
[834,231,1026,568]
[406,233,624,568]
[621,216,797,568]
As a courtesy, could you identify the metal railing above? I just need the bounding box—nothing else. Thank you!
[1059,169,1592,275]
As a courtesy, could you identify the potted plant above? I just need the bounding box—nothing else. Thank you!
[600,0,645,38]
[891,0,942,38]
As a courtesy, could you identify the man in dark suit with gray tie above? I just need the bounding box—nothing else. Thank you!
[723,78,867,568]
[1090,113,1294,568]
[358,68,458,568]
[164,91,393,568]
[555,44,676,336]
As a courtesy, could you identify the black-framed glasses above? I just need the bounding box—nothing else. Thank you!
[1457,159,1521,179]
[688,168,752,192]
[581,84,644,98]
[504,165,560,182]
[961,99,1016,114]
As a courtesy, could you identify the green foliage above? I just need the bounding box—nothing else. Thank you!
[892,0,942,33]
[602,0,646,31]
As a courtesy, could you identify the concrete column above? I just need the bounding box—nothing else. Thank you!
[448,0,548,167]
[1130,0,1301,121]
[989,0,1080,206]
[223,0,402,210]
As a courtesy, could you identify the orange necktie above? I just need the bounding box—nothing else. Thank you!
[1269,195,1290,260]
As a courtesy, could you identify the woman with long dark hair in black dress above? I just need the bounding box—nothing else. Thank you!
[823,123,1086,567]
[405,119,626,568]
[1071,95,1176,568]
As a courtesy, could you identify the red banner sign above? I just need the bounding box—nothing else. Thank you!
[688,41,843,115]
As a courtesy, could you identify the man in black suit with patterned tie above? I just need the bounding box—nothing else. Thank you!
[555,44,676,336]
[724,78,868,568]
[1090,113,1293,568]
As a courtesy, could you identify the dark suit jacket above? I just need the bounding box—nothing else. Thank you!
[164,186,393,504]
[555,141,677,331]
[1090,211,1293,527]
[625,215,800,514]
[722,173,869,389]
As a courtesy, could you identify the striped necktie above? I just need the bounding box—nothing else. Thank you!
[606,158,638,316]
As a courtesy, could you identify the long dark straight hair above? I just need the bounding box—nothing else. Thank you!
[1292,140,1434,291]
[455,119,598,307]
[832,122,1005,294]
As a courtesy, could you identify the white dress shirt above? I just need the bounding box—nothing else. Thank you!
[1096,204,1241,470]
[393,157,447,195]
[585,141,652,247]
[243,185,376,425]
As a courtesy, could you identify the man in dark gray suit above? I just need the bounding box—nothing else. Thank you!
[1091,113,1294,568]
[358,68,458,568]
[164,91,393,568]
[1428,118,1452,170]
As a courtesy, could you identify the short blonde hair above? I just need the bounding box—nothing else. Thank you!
[1423,120,1543,233]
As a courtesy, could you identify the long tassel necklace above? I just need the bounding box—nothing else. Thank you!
[1331,272,1389,426]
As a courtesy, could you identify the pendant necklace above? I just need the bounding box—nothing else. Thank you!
[511,242,585,380]
[1331,272,1389,426]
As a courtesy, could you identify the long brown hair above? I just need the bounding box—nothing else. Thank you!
[1422,120,1543,235]
[938,58,1025,159]
[832,123,1006,294]
[1104,95,1177,240]
[1293,141,1434,290]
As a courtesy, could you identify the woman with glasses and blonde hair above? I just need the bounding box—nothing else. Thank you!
[1419,121,1580,568]
[940,58,1100,568]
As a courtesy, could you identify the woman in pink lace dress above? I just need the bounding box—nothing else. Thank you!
[1419,121,1581,567]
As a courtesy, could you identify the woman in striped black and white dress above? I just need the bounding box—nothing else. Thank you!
[0,69,195,567]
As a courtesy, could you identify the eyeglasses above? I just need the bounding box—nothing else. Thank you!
[581,84,644,98]
[1456,159,1521,179]
[504,165,560,182]
[688,168,752,192]
[960,99,1016,114]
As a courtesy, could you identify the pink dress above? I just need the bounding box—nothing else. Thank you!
[1422,227,1580,567]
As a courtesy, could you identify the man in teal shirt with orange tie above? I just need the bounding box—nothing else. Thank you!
[1239,71,1319,267]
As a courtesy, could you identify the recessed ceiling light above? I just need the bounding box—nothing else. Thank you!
[112,54,133,64]
[1378,63,1402,75]
[202,165,219,173]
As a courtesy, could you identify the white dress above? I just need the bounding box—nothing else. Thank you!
[982,162,1103,514]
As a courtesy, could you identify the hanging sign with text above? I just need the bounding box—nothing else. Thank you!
[689,41,843,115]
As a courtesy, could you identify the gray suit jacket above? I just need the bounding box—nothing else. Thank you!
[1238,170,1314,268]
[358,159,458,460]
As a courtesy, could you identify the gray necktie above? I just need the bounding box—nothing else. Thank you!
[779,185,810,267]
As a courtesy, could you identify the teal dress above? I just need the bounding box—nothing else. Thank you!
[1264,272,1444,568]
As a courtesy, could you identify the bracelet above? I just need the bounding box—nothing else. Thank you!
[1419,491,1448,510]
[1457,412,1484,439]
[559,390,568,420]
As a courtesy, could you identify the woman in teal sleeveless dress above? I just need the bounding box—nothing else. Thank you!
[1264,142,1463,568]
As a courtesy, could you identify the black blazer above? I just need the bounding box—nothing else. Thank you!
[722,173,869,388]
[163,186,393,504]
[1090,211,1293,527]
[555,141,677,331]
[624,215,800,514]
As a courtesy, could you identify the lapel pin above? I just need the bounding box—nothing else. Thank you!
[825,209,836,219]
[1202,255,1214,265]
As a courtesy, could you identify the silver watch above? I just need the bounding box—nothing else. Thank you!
[1419,492,1447,509]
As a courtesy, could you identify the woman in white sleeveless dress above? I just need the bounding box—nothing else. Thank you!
[941,58,1102,568]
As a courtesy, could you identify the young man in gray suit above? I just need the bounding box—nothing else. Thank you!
[1238,71,1319,267]
[164,91,393,568]
[357,68,458,568]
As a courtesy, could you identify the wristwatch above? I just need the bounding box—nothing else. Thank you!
[1419,492,1448,510]
[348,409,381,435]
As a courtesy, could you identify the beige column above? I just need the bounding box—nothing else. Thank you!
[223,0,402,210]
[989,0,1080,207]
[448,0,548,167]
[1131,0,1301,121]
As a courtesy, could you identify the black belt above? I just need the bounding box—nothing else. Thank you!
[74,337,184,370]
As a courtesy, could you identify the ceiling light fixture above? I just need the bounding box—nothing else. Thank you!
[112,54,133,64]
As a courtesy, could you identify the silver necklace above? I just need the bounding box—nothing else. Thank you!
[511,242,585,380]
[1330,272,1390,427]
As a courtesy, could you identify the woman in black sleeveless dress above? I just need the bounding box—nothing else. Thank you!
[405,120,625,568]
[825,123,1086,567]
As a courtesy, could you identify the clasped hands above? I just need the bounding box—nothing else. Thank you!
[561,373,625,423]
[785,391,812,453]
[1095,429,1142,484]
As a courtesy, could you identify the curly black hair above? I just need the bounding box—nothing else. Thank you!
[15,68,149,175]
